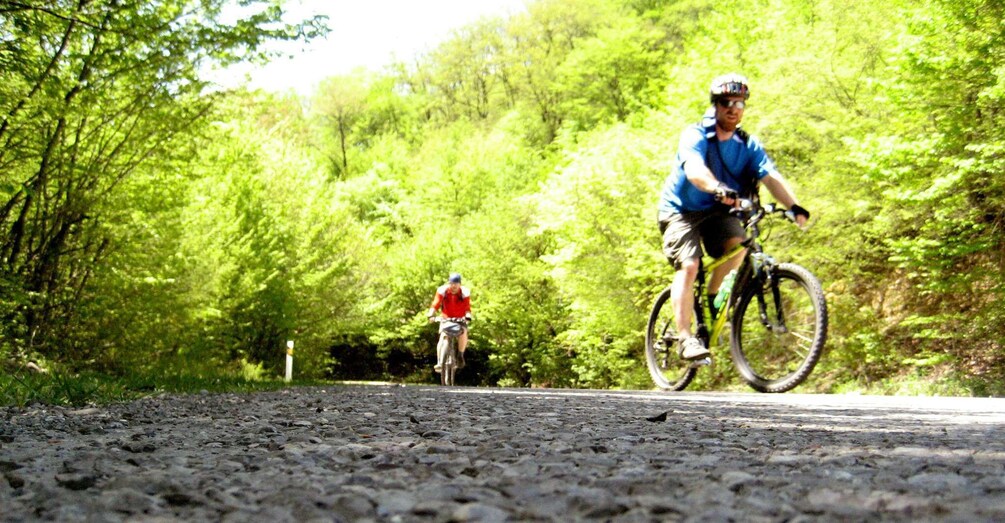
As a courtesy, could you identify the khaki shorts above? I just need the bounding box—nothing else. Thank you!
[658,209,745,269]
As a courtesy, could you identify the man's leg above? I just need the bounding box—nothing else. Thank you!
[457,330,468,368]
[672,257,700,338]
[434,333,448,372]
[661,211,711,360]
[707,236,745,294]
[672,257,711,360]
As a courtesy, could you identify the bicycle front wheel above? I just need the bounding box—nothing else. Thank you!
[442,364,455,386]
[645,287,697,391]
[442,338,457,386]
[730,263,827,393]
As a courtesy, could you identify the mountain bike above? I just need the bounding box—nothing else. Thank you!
[432,317,468,386]
[645,199,827,393]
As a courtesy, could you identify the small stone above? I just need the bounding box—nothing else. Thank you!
[122,442,156,453]
[412,500,452,517]
[375,490,418,517]
[720,471,756,492]
[645,411,668,422]
[55,473,96,491]
[452,503,510,522]
[766,453,809,465]
[67,408,101,416]
[101,487,161,514]
[907,472,969,490]
[332,494,376,520]
[0,461,22,473]
[162,490,201,507]
[5,473,25,489]
[336,443,376,459]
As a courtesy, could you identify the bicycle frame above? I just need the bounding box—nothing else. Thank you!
[693,201,777,350]
[432,317,468,386]
[694,242,747,349]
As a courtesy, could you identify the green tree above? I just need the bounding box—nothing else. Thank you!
[423,18,512,122]
[503,0,614,141]
[313,71,369,179]
[0,0,325,369]
[848,0,1005,391]
[555,15,666,127]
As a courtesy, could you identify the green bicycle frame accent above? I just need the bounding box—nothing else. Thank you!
[702,242,747,346]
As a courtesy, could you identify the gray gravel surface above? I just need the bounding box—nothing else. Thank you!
[2,385,1004,522]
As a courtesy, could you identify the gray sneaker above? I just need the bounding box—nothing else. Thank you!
[679,337,710,360]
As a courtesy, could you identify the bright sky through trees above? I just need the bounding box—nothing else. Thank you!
[211,0,528,94]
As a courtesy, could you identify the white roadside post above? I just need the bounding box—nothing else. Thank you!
[285,340,294,382]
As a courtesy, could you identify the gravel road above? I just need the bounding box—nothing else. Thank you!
[2,385,1004,522]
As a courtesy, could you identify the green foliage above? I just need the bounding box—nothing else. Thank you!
[4,0,1005,399]
[531,119,672,387]
[836,0,1005,386]
[0,0,327,376]
[458,200,571,387]
[555,15,666,127]
[0,371,131,408]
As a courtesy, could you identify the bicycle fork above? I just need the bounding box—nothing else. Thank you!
[754,270,789,334]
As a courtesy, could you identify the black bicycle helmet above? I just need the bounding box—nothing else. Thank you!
[709,73,750,103]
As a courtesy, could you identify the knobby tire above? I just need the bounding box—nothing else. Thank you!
[730,262,827,393]
[441,337,457,386]
[645,287,697,391]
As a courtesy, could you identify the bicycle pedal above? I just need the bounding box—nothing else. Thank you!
[689,357,712,369]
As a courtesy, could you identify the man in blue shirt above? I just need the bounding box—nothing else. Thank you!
[658,73,810,361]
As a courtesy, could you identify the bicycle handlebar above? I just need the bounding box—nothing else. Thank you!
[431,316,470,324]
[731,199,803,229]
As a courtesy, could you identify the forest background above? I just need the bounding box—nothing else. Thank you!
[2,0,1003,397]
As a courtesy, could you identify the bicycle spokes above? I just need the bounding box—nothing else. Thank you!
[731,263,827,393]
[645,287,698,391]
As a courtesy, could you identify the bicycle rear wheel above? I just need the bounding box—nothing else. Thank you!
[645,287,697,391]
[730,263,827,393]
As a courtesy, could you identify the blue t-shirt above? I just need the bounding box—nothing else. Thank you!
[658,112,779,216]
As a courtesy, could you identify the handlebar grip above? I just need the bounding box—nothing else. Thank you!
[783,209,811,230]
[729,198,755,218]
[714,183,739,202]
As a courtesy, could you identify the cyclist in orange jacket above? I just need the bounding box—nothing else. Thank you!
[427,273,472,372]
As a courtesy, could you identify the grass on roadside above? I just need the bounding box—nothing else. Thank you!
[0,370,329,408]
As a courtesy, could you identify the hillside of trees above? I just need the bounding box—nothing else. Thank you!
[2,0,1003,395]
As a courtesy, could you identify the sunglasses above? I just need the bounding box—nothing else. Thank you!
[716,99,746,109]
